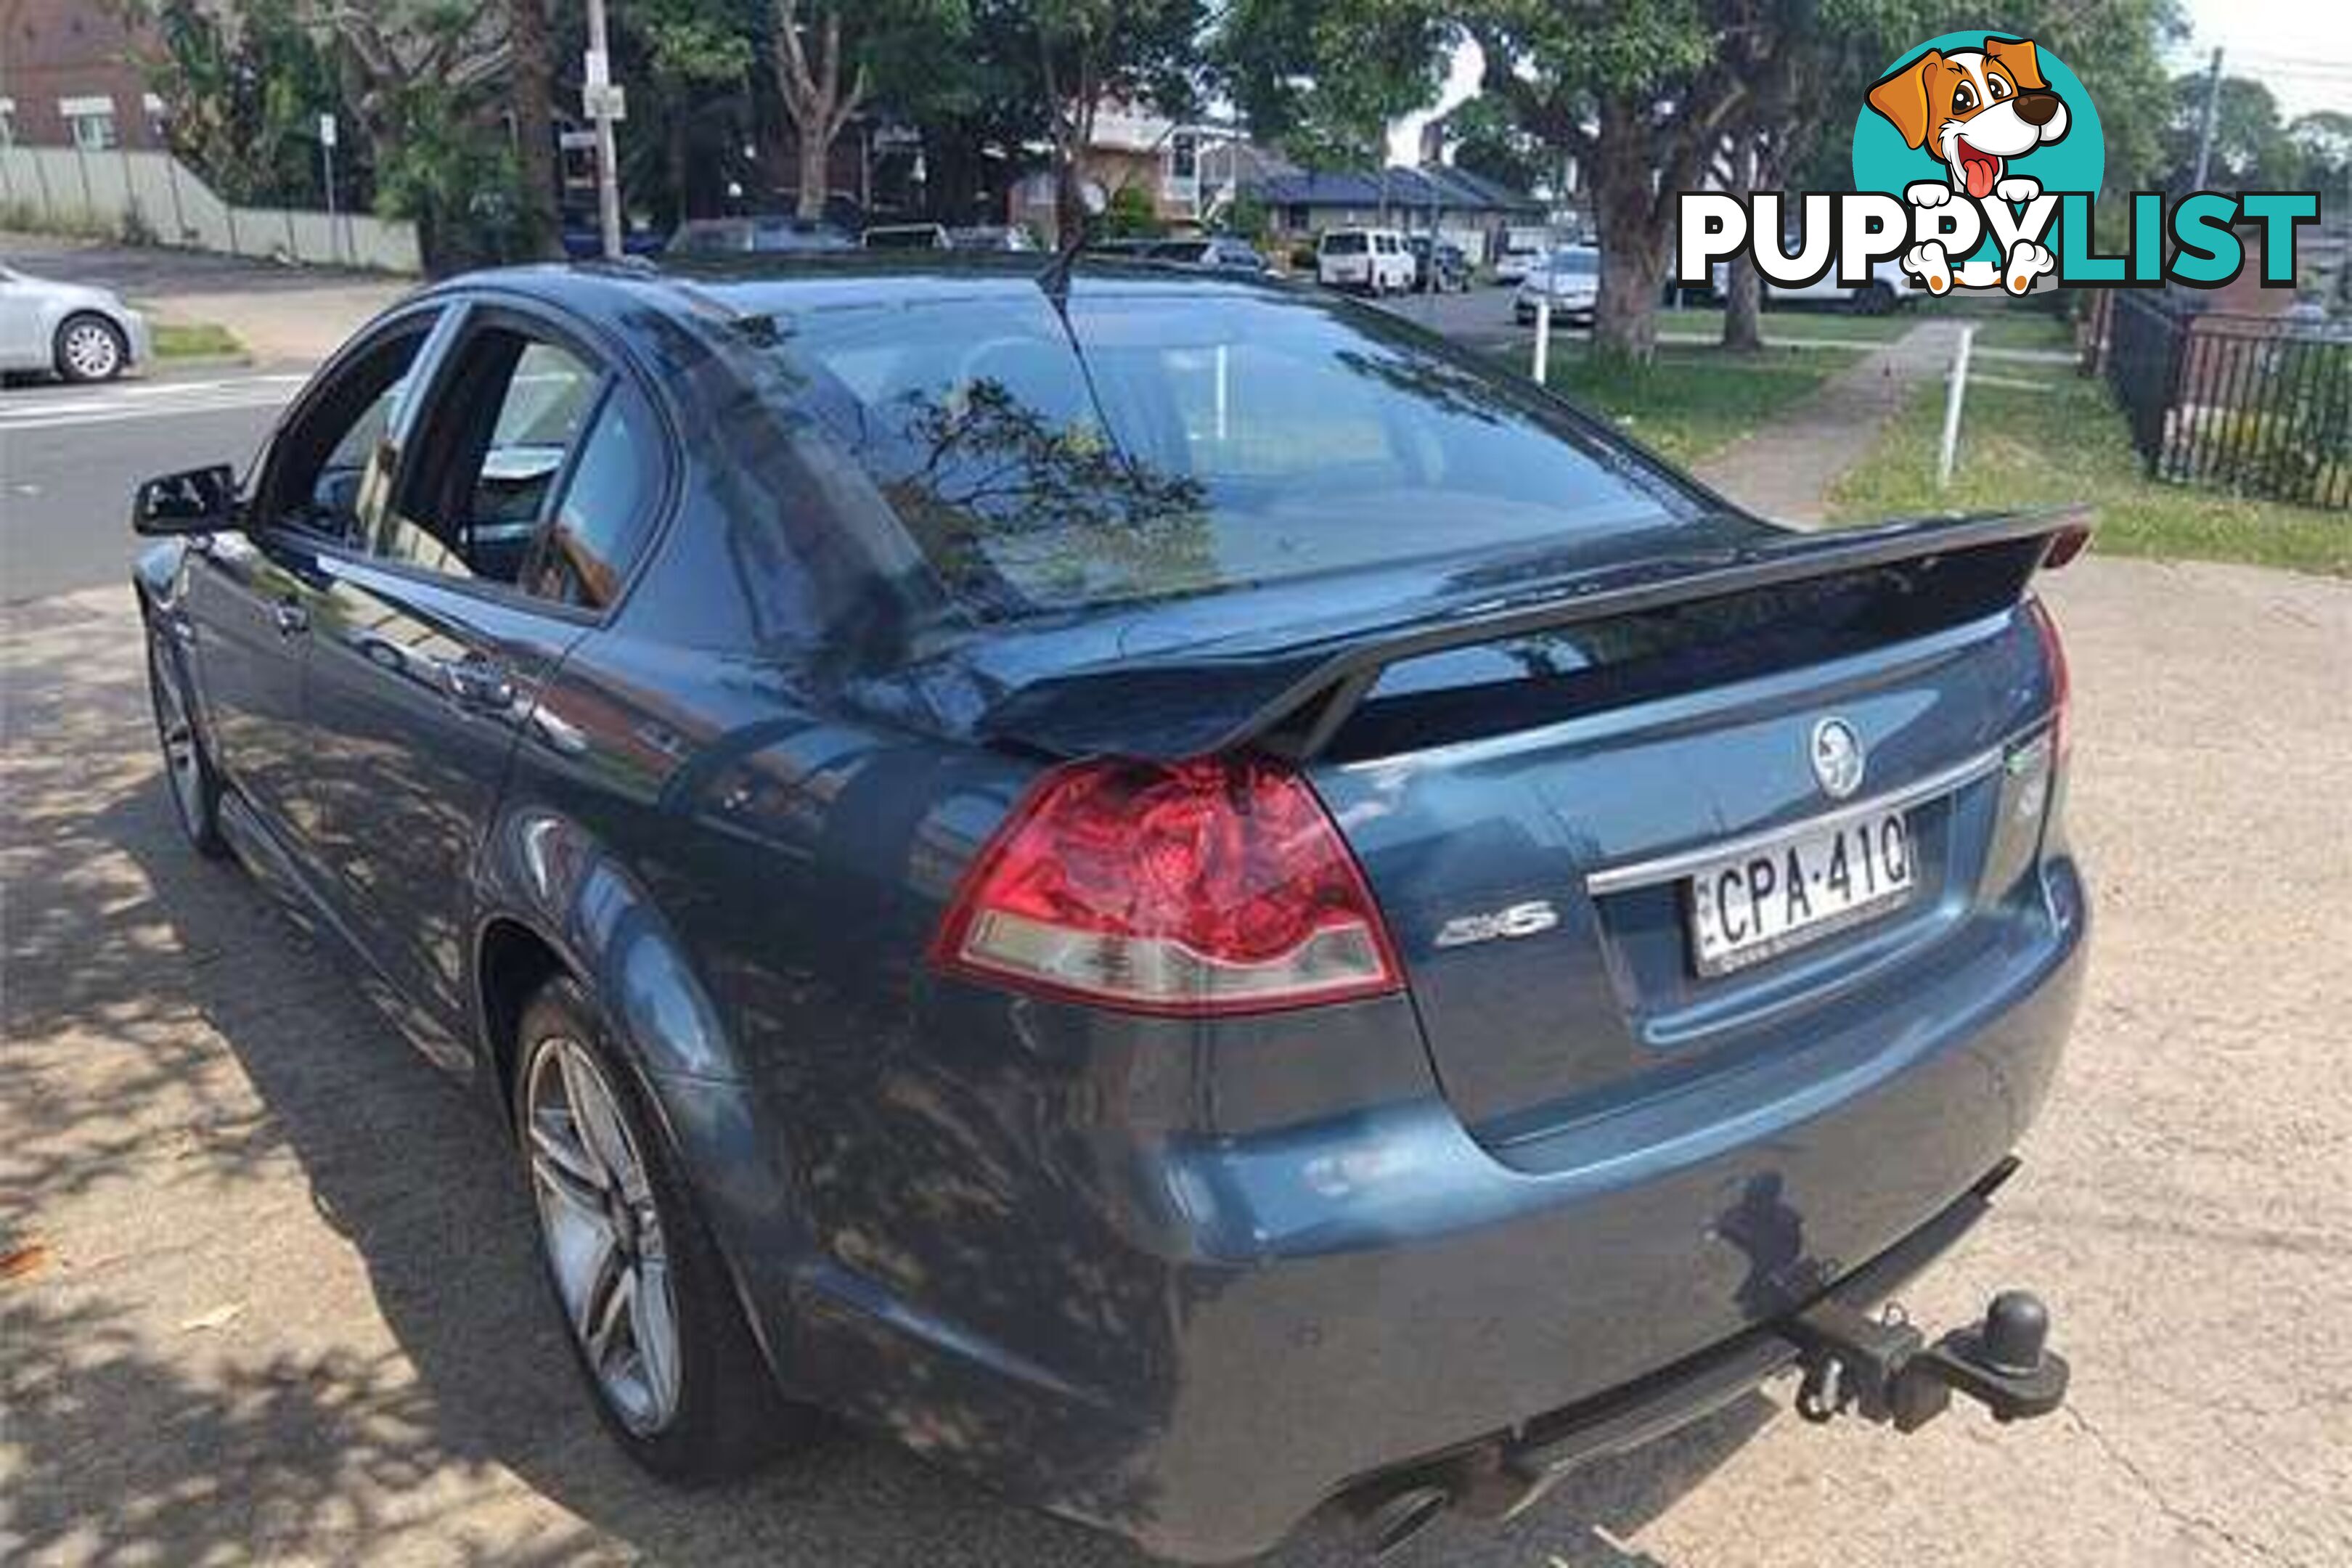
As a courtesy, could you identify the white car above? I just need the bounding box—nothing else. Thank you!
[1317,228,1416,295]
[1514,246,1601,324]
[1712,256,1916,314]
[0,262,150,382]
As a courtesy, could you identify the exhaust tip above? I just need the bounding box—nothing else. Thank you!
[1360,1484,1451,1559]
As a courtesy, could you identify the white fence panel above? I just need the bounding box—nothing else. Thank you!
[0,146,420,275]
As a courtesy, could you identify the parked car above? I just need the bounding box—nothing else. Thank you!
[560,214,669,261]
[1405,234,1471,293]
[131,256,2087,1565]
[1143,236,1268,273]
[1493,226,1556,284]
[947,226,1040,253]
[1516,245,1602,324]
[666,216,855,256]
[862,222,952,250]
[0,263,150,383]
[1714,255,1917,314]
[1317,226,1416,293]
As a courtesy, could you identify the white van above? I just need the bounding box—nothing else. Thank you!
[1317,228,1416,294]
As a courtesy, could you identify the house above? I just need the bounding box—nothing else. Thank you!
[0,0,167,151]
[1008,102,1272,242]
[1246,163,1548,264]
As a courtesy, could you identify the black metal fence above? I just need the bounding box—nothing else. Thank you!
[2091,293,2351,511]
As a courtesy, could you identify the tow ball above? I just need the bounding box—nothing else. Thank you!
[1782,1289,2070,1432]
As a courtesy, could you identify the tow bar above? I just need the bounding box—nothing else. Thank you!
[1783,1289,2069,1432]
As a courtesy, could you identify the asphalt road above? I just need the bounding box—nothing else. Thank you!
[1,374,293,603]
[3,372,2348,1567]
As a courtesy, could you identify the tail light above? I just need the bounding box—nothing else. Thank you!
[931,755,1403,1016]
[2025,595,2071,759]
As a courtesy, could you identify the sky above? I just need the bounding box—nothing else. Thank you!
[1387,1,2352,168]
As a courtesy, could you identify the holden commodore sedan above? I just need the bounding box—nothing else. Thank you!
[131,255,2087,1560]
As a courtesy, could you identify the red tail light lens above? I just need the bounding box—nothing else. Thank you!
[931,755,1403,1016]
[2026,595,2071,759]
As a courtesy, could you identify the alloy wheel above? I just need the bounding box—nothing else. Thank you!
[60,319,123,380]
[524,1037,683,1435]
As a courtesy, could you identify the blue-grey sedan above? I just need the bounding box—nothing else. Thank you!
[129,255,2088,1560]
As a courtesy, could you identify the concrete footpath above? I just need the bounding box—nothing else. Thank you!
[1693,319,1967,523]
[4,557,2348,1566]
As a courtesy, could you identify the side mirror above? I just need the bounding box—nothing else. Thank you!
[133,464,240,536]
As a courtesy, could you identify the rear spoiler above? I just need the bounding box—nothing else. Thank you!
[976,507,2092,762]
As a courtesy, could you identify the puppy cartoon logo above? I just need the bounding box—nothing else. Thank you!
[1866,36,2077,294]
[1677,33,2316,300]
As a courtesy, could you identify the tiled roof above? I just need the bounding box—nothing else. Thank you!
[1244,165,1543,215]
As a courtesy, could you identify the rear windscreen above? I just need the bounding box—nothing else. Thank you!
[764,290,1696,618]
[1322,233,1368,255]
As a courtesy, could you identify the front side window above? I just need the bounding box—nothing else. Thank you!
[756,290,1693,618]
[264,319,438,544]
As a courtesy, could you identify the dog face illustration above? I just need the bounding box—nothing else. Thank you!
[1868,36,2070,200]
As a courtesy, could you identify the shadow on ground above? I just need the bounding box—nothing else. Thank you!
[1,591,1771,1564]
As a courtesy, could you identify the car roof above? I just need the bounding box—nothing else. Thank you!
[416,255,1306,327]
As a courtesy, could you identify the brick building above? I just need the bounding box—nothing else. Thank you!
[0,0,166,151]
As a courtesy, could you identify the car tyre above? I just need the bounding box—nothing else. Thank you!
[145,630,229,858]
[514,976,796,1482]
[56,313,128,383]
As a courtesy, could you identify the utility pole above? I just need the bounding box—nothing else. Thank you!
[584,0,624,260]
[2191,47,2224,192]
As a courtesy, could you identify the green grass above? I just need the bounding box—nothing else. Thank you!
[1542,343,1839,466]
[1656,302,2075,352]
[1909,298,2077,353]
[1827,372,2350,576]
[151,322,247,360]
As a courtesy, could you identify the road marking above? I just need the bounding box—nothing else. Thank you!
[0,375,306,432]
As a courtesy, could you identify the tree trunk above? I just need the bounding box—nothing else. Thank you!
[1590,103,1663,363]
[508,0,560,258]
[796,132,830,219]
[1721,140,1764,352]
[1723,258,1764,351]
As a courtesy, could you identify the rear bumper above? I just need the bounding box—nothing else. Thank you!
[739,861,2085,1561]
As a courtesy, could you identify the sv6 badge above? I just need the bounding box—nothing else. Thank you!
[1432,899,1561,950]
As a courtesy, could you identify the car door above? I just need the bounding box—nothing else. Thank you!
[182,307,448,859]
[0,267,48,369]
[299,302,668,1039]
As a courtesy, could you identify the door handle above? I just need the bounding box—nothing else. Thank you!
[271,600,309,637]
[437,656,516,711]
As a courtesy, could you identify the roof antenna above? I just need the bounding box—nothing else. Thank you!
[1036,181,1104,303]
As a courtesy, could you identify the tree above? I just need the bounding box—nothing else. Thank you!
[1032,0,1204,242]
[508,0,560,255]
[2160,74,2300,194]
[770,1,867,220]
[331,3,520,272]
[632,0,759,224]
[1443,93,1546,195]
[1217,0,1450,173]
[143,0,345,210]
[1461,1,1741,362]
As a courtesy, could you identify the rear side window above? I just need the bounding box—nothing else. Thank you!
[760,291,1692,618]
[519,383,662,609]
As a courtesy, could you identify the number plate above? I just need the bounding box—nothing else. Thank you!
[1686,809,1914,976]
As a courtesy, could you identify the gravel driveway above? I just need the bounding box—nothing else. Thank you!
[4,560,2346,1567]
